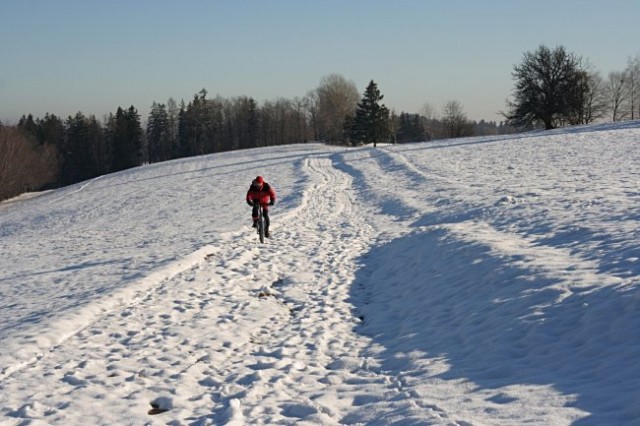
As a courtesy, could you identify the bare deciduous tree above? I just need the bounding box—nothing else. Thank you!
[606,71,630,122]
[421,102,437,121]
[504,45,584,130]
[421,102,440,139]
[442,100,470,138]
[565,64,608,125]
[261,97,309,146]
[625,55,640,119]
[303,90,319,141]
[0,127,58,201]
[581,71,608,124]
[313,74,359,144]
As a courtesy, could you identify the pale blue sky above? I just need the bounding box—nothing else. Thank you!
[1,0,638,123]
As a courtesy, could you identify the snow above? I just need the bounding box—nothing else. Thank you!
[1,122,640,425]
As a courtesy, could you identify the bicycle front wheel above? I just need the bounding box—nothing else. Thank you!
[258,206,265,244]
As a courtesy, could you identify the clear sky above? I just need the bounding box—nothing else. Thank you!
[1,0,639,124]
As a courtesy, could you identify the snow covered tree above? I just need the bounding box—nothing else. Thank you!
[350,80,390,147]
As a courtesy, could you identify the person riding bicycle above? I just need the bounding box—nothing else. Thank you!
[246,176,276,238]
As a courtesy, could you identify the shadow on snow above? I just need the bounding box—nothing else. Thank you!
[348,225,640,425]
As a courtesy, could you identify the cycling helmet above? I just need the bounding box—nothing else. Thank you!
[252,176,264,188]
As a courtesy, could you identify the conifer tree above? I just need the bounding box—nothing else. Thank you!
[17,114,38,137]
[111,106,143,172]
[176,101,190,158]
[166,98,180,158]
[147,102,170,163]
[37,113,65,149]
[350,80,390,147]
[177,90,211,156]
[86,114,109,176]
[63,113,95,184]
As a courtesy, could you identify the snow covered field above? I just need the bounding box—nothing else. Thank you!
[1,121,639,425]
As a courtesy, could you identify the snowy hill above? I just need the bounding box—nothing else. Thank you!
[1,122,639,425]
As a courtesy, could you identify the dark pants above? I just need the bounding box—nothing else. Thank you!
[252,204,270,229]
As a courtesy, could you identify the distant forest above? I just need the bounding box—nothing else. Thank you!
[0,76,515,202]
[2,46,640,201]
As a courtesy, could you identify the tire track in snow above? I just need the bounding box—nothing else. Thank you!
[377,147,628,296]
[0,245,216,382]
[0,154,424,425]
[203,155,385,423]
[326,147,624,425]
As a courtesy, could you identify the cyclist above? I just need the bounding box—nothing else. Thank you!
[245,176,276,238]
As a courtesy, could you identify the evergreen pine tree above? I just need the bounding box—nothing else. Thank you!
[350,80,390,147]
[37,113,65,149]
[63,113,95,184]
[17,114,38,137]
[176,102,190,158]
[86,115,109,176]
[147,102,170,163]
[111,106,143,172]
[166,98,179,159]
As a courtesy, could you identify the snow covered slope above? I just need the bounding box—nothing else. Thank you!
[1,122,639,425]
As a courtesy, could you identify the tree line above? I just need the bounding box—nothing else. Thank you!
[2,45,639,201]
[504,45,640,130]
[0,107,143,201]
[0,75,503,201]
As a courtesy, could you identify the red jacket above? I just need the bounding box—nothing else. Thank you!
[246,182,276,207]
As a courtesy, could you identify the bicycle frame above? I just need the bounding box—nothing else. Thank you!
[254,201,265,243]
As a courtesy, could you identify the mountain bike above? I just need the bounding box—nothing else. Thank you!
[254,200,266,244]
